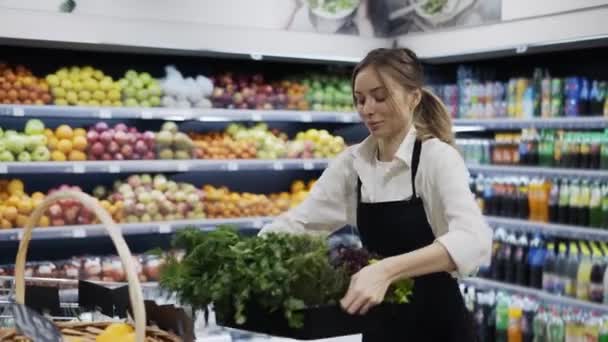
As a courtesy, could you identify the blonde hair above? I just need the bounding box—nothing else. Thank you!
[352,48,455,146]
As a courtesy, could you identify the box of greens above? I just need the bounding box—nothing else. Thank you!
[159,227,413,340]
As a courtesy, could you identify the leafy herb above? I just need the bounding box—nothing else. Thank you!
[160,227,413,329]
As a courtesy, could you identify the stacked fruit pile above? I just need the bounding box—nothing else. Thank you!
[190,132,257,159]
[303,74,353,112]
[86,122,156,161]
[156,122,195,160]
[226,123,287,159]
[202,179,315,219]
[0,64,52,105]
[46,66,122,107]
[0,119,51,162]
[288,128,346,158]
[0,179,47,229]
[211,73,292,110]
[118,70,163,107]
[45,185,96,226]
[160,66,213,108]
[45,124,88,162]
[105,174,206,223]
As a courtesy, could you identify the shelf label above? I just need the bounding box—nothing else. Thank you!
[72,164,85,174]
[140,110,153,119]
[158,224,171,234]
[12,107,25,117]
[72,229,87,238]
[177,163,189,172]
[303,161,314,170]
[252,219,263,228]
[515,45,528,54]
[108,164,121,173]
[272,162,284,171]
[17,230,24,240]
[251,113,263,121]
[227,162,239,171]
[300,113,313,122]
[0,107,11,115]
[0,164,7,174]
[339,114,353,123]
[99,109,112,119]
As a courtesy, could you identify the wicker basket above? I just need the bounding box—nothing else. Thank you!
[0,190,181,342]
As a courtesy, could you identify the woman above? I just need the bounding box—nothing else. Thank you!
[261,48,491,341]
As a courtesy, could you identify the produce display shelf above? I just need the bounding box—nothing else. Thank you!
[485,216,608,241]
[0,159,331,174]
[0,105,361,123]
[468,164,608,180]
[461,277,608,313]
[453,117,608,130]
[0,217,270,241]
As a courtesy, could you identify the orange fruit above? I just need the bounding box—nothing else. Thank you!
[0,219,11,229]
[38,215,50,227]
[7,179,24,195]
[48,136,59,150]
[68,150,86,161]
[72,135,87,151]
[17,199,32,215]
[51,150,67,161]
[7,195,20,207]
[16,214,28,228]
[57,139,73,154]
[55,124,74,140]
[73,128,87,137]
[44,128,54,139]
[3,206,18,221]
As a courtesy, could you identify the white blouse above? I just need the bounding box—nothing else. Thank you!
[260,127,492,277]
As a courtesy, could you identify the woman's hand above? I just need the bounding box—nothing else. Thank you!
[340,260,392,315]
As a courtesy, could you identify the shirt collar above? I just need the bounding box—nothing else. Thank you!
[353,126,417,167]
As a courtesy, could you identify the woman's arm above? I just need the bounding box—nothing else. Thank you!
[259,149,354,235]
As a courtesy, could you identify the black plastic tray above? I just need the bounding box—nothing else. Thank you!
[217,302,411,340]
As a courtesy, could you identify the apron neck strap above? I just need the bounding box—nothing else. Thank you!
[411,139,422,198]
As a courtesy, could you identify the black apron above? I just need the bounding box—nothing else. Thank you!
[356,139,475,342]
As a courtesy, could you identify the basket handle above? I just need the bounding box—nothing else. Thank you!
[14,190,147,342]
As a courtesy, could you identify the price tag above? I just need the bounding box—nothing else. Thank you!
[303,161,314,170]
[515,45,528,54]
[0,164,7,173]
[72,164,85,173]
[108,164,121,173]
[72,229,86,238]
[158,224,171,234]
[340,114,354,123]
[99,109,112,119]
[251,113,263,121]
[177,163,190,172]
[18,230,24,240]
[227,162,239,171]
[272,162,284,171]
[141,110,153,119]
[13,107,25,117]
[300,113,313,122]
[11,303,62,342]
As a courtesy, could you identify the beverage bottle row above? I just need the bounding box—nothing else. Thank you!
[447,65,608,119]
[458,129,608,170]
[471,174,608,228]
[482,228,608,304]
[463,288,608,342]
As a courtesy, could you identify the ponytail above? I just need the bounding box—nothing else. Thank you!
[413,88,455,147]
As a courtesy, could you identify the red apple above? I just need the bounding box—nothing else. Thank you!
[114,123,128,132]
[114,131,128,145]
[107,141,119,154]
[129,127,138,134]
[100,131,113,144]
[90,142,105,156]
[144,151,156,160]
[86,130,99,144]
[114,153,124,160]
[121,144,133,159]
[134,140,148,154]
[48,204,63,218]
[127,133,137,145]
[101,153,112,161]
[94,122,109,133]
[142,131,155,144]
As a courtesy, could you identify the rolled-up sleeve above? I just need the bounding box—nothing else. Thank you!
[430,145,492,277]
[259,150,352,235]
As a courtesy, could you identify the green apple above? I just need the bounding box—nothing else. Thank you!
[148,84,162,96]
[139,72,152,85]
[132,79,144,90]
[31,146,51,161]
[140,100,151,108]
[0,150,14,162]
[125,70,138,81]
[26,135,47,152]
[5,135,26,154]
[124,87,136,98]
[125,98,138,107]
[24,119,45,136]
[149,96,161,107]
[4,130,17,138]
[100,77,113,91]
[17,151,31,162]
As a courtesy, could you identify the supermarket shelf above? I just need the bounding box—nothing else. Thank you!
[468,164,608,180]
[0,159,331,174]
[462,277,608,312]
[485,216,608,241]
[453,117,608,130]
[0,217,270,241]
[0,104,360,123]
